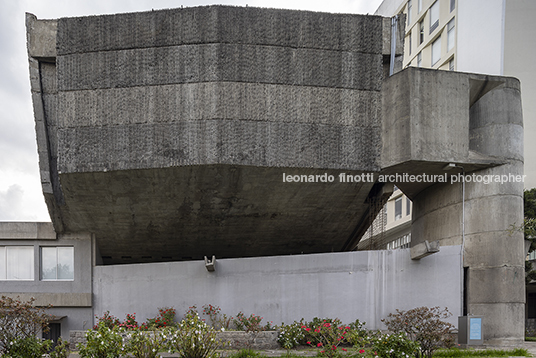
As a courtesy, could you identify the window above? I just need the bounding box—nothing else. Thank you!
[419,20,424,44]
[417,51,422,67]
[395,197,402,220]
[447,18,455,51]
[408,31,412,55]
[407,0,412,24]
[41,247,74,280]
[0,246,34,280]
[432,37,441,65]
[406,197,411,216]
[449,59,455,71]
[387,233,412,250]
[418,0,422,13]
[430,1,439,33]
[450,0,455,12]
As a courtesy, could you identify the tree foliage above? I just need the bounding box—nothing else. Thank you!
[0,296,51,356]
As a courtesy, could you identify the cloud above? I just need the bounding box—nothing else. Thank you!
[0,184,25,221]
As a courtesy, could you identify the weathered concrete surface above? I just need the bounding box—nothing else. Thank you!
[92,248,461,330]
[28,6,389,264]
[26,6,524,345]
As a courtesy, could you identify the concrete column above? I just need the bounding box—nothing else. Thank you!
[465,80,524,345]
[411,78,524,345]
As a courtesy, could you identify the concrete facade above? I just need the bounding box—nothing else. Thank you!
[20,6,525,345]
[92,247,462,330]
[0,222,94,337]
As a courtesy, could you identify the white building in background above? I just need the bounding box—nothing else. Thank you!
[366,0,536,252]
[375,0,536,187]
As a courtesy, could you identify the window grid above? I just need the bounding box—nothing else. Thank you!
[407,0,412,25]
[447,18,455,51]
[41,247,74,281]
[0,246,34,281]
[432,37,441,66]
[429,1,439,33]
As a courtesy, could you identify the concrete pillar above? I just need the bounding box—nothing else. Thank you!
[412,78,524,345]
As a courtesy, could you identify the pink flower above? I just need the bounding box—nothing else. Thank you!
[317,343,323,347]
[306,328,311,331]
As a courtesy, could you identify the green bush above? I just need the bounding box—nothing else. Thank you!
[123,329,167,358]
[371,333,420,358]
[165,310,224,358]
[277,321,306,349]
[302,318,350,358]
[382,307,454,358]
[3,336,52,358]
[49,337,70,358]
[77,321,124,358]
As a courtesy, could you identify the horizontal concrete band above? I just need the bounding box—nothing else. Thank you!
[58,82,381,128]
[57,6,383,55]
[1,293,92,307]
[57,43,382,92]
[57,120,380,173]
[0,222,55,240]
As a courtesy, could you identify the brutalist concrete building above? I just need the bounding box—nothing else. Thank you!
[4,5,524,344]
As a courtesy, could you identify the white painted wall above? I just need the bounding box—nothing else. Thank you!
[504,0,536,189]
[457,0,505,75]
[93,247,461,329]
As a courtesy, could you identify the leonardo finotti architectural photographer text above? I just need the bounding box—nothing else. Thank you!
[282,172,526,184]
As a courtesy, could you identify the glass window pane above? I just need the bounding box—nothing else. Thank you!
[41,247,57,280]
[0,247,5,279]
[395,197,402,220]
[432,37,441,65]
[7,247,34,280]
[430,1,439,33]
[447,19,455,51]
[57,247,74,280]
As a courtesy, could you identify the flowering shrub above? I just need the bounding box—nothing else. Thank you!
[94,310,121,329]
[123,329,167,358]
[303,318,350,358]
[382,307,454,358]
[165,311,223,358]
[233,312,268,332]
[78,321,123,358]
[49,337,70,358]
[371,333,420,358]
[120,312,139,330]
[277,321,306,349]
[4,336,52,358]
[345,319,371,347]
[144,307,176,329]
[0,296,51,355]
[203,304,233,330]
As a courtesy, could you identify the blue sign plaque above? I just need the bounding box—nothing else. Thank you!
[469,317,482,340]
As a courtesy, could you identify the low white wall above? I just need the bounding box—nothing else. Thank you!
[93,246,461,329]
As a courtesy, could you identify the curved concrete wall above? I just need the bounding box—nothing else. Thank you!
[412,79,524,344]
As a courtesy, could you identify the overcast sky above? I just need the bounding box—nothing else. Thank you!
[0,0,383,222]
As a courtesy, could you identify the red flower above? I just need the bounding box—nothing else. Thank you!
[307,341,311,345]
[359,349,365,354]
[306,328,311,331]
[342,349,347,352]
[317,343,323,347]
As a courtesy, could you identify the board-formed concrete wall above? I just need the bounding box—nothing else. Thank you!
[93,247,462,329]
